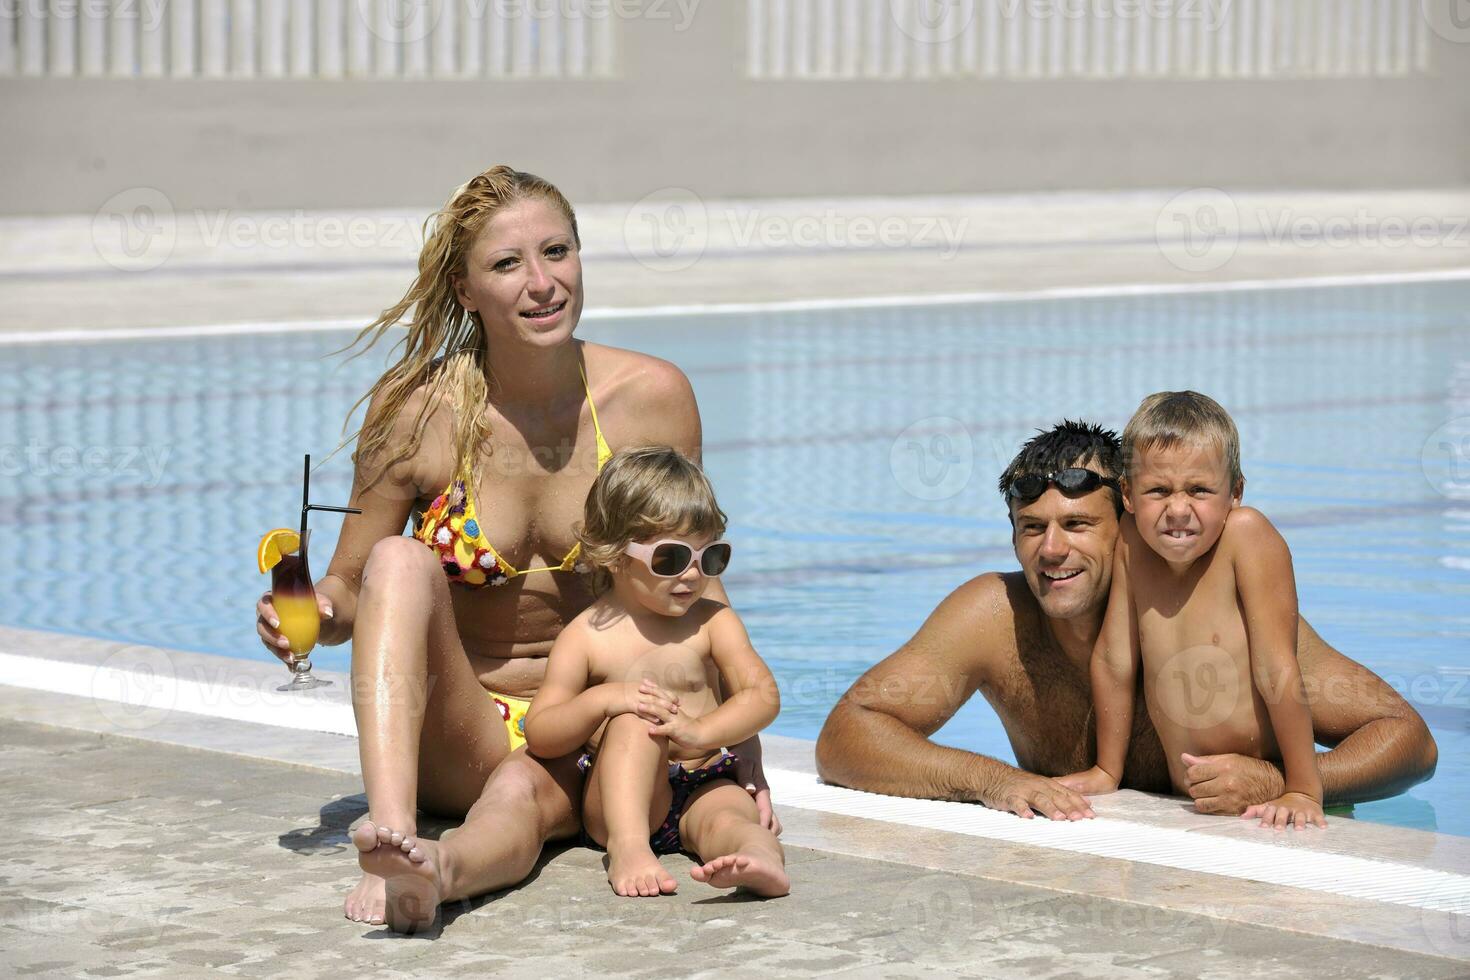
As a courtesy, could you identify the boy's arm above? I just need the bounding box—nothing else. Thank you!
[1061,538,1138,792]
[1234,509,1325,824]
[523,629,635,759]
[650,606,780,751]
[1181,617,1437,812]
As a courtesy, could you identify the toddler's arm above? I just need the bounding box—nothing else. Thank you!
[1233,509,1326,829]
[647,607,780,751]
[524,628,671,758]
[1059,537,1138,794]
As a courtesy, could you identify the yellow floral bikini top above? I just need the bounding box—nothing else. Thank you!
[414,363,612,588]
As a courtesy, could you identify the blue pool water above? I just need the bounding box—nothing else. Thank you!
[3,281,1467,834]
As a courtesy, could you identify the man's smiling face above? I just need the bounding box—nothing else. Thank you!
[1010,483,1120,622]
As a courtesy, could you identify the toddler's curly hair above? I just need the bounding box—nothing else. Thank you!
[575,446,727,594]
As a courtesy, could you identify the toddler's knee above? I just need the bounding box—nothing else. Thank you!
[603,712,669,752]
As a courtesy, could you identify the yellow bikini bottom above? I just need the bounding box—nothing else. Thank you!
[487,690,531,751]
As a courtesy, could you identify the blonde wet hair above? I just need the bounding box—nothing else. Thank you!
[575,446,728,594]
[1122,390,1243,490]
[336,165,580,488]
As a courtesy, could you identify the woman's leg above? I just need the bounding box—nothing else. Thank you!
[681,781,790,897]
[358,745,586,932]
[581,713,677,897]
[345,536,511,924]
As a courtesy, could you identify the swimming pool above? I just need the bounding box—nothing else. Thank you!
[2,279,1466,834]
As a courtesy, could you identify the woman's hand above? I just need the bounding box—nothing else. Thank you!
[732,751,782,836]
[255,590,334,667]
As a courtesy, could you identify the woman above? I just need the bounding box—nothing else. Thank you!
[254,167,778,932]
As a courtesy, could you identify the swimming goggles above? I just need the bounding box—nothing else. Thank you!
[624,539,733,578]
[1005,467,1120,501]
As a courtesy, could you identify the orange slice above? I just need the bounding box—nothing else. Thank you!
[257,528,301,573]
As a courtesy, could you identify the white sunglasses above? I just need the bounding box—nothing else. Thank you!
[623,539,733,578]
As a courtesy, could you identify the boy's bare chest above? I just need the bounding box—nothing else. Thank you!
[1133,554,1248,664]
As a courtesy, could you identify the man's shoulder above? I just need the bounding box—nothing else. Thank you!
[928,571,1030,667]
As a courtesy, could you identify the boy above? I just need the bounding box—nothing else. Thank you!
[1061,392,1326,829]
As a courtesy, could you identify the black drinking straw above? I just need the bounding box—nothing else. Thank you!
[299,453,363,546]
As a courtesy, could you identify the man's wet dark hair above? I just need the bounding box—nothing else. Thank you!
[998,420,1125,518]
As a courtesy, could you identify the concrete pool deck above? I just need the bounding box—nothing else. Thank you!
[0,625,1467,976]
[4,189,1470,974]
[3,188,1470,339]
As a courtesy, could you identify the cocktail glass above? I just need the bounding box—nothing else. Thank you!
[271,454,361,693]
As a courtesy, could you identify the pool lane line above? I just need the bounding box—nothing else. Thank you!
[3,266,1470,346]
[2,644,1468,920]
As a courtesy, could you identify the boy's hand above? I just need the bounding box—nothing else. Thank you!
[1056,766,1120,796]
[1242,792,1328,830]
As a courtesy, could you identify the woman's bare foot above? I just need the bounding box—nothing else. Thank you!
[606,841,678,897]
[352,820,443,933]
[343,871,387,925]
[690,852,790,897]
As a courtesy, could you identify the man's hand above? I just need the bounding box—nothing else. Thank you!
[986,771,1096,820]
[1181,752,1285,815]
[732,751,782,837]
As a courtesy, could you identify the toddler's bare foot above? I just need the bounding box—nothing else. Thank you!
[352,820,442,933]
[343,871,386,925]
[691,852,790,897]
[606,842,678,897]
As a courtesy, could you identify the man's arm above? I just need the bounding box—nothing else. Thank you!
[1183,616,1438,812]
[816,573,1094,820]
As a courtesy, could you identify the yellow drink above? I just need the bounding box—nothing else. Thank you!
[271,549,319,656]
[274,592,320,655]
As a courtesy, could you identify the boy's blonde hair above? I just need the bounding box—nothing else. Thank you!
[576,446,728,593]
[1122,391,1244,490]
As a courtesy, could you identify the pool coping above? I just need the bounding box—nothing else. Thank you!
[1,624,1466,963]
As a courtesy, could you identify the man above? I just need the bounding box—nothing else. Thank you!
[816,421,1437,820]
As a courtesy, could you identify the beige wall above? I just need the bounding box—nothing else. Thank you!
[4,5,1470,216]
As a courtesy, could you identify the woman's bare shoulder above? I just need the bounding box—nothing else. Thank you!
[583,342,692,405]
[581,341,699,450]
[361,375,457,494]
